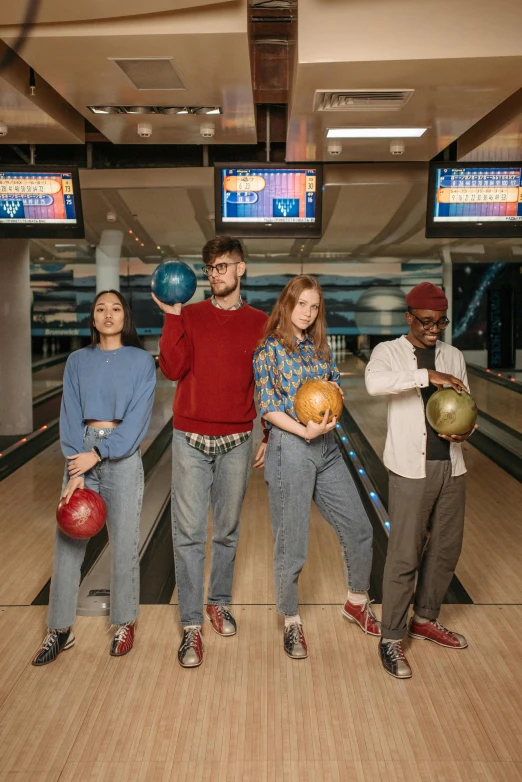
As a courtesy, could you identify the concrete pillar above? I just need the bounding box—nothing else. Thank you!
[0,240,33,435]
[96,229,123,293]
[441,246,453,345]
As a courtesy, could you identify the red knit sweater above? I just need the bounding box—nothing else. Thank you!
[159,299,268,435]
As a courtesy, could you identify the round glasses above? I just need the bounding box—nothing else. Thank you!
[411,313,450,331]
[202,261,241,277]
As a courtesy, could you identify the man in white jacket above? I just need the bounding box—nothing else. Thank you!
[365,282,476,679]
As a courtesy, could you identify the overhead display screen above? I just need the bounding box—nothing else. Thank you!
[0,166,84,239]
[426,162,522,238]
[214,163,323,238]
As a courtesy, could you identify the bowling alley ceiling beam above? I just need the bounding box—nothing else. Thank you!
[187,189,215,242]
[456,87,522,160]
[0,40,84,144]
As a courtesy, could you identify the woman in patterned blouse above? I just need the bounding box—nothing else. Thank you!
[253,275,380,659]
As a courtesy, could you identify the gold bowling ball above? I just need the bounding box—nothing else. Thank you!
[426,388,478,436]
[295,379,343,425]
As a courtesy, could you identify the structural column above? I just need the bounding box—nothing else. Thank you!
[96,229,123,293]
[0,239,33,435]
[441,246,453,345]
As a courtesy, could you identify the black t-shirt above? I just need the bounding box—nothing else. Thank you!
[415,346,451,462]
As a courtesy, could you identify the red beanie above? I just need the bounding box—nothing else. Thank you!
[406,282,448,311]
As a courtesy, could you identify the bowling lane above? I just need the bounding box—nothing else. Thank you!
[32,360,65,399]
[339,355,522,605]
[467,373,522,435]
[0,370,174,606]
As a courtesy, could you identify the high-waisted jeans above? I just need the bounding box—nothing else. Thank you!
[47,426,144,629]
[264,427,374,617]
[171,429,253,627]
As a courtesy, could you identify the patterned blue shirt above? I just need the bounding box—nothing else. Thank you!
[253,333,340,424]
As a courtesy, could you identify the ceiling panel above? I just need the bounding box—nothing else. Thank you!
[288,0,522,162]
[0,0,229,24]
[0,3,255,145]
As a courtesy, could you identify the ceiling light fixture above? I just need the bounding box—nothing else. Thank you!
[124,106,155,114]
[89,106,124,114]
[326,127,427,138]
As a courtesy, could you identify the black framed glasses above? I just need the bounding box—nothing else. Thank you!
[202,261,241,277]
[411,313,450,331]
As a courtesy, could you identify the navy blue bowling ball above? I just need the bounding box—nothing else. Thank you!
[151,261,197,305]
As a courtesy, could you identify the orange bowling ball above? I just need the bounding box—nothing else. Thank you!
[294,378,343,425]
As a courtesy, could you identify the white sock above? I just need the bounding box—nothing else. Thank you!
[284,614,301,627]
[382,637,398,644]
[184,624,201,631]
[413,613,429,624]
[347,590,367,606]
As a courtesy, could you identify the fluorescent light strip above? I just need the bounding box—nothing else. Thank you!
[326,127,427,139]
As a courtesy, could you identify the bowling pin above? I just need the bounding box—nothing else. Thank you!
[42,338,48,358]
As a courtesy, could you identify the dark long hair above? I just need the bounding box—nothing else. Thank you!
[89,290,144,349]
[260,275,330,359]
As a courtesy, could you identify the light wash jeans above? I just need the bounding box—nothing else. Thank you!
[264,427,374,617]
[47,426,144,629]
[171,429,253,627]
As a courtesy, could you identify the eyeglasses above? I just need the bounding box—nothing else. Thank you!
[202,261,241,277]
[411,313,450,331]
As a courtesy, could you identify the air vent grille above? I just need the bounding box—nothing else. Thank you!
[111,58,185,91]
[314,89,414,112]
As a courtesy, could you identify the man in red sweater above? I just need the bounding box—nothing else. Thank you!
[153,236,267,668]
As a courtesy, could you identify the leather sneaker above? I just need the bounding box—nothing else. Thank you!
[206,604,237,636]
[378,639,412,679]
[178,627,204,668]
[31,628,75,666]
[408,619,468,649]
[284,622,308,659]
[342,598,381,636]
[110,622,135,657]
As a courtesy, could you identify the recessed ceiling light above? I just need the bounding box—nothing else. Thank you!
[88,106,123,114]
[159,107,190,115]
[194,107,222,115]
[326,127,428,138]
[124,106,155,114]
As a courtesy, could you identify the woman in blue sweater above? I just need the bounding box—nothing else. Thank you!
[32,290,156,666]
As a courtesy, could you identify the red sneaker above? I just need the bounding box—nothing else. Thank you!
[206,604,237,636]
[110,622,135,657]
[342,599,381,636]
[408,619,468,649]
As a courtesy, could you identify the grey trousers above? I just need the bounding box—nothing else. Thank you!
[381,460,466,640]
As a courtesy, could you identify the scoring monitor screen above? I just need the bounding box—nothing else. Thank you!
[426,162,522,238]
[215,163,323,238]
[0,167,84,239]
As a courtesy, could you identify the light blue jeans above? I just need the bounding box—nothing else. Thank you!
[171,429,253,626]
[265,427,374,617]
[47,426,144,629]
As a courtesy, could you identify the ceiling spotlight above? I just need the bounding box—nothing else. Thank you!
[137,122,152,138]
[124,106,154,114]
[200,122,215,138]
[159,107,190,115]
[88,106,123,114]
[194,107,222,115]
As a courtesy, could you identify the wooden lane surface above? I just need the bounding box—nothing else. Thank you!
[469,374,522,435]
[0,374,174,606]
[0,604,521,780]
[32,362,66,399]
[339,356,522,605]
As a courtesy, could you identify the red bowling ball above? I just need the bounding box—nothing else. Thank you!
[56,488,107,539]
